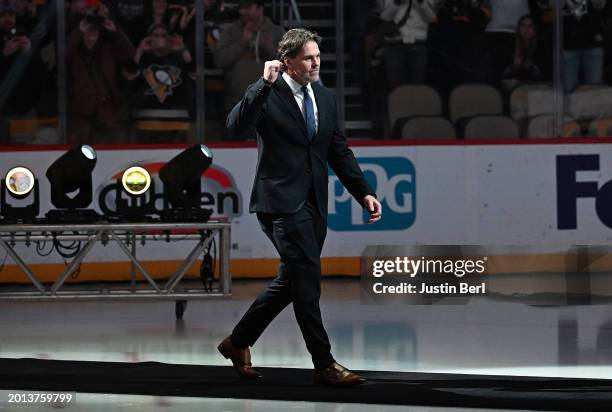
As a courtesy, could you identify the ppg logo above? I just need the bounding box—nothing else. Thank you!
[328,157,415,231]
[557,154,612,229]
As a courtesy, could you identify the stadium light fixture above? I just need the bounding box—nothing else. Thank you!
[122,166,151,196]
[113,166,156,221]
[0,166,39,223]
[159,144,213,222]
[45,145,100,223]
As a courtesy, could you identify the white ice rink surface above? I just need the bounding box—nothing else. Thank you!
[0,279,610,411]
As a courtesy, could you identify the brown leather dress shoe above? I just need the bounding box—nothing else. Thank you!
[313,362,366,386]
[217,335,263,380]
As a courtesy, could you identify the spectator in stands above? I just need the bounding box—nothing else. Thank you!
[14,0,52,48]
[66,15,134,144]
[484,0,539,83]
[148,0,179,29]
[127,0,184,46]
[501,15,544,88]
[213,0,284,119]
[178,0,236,57]
[0,0,16,34]
[123,22,194,142]
[151,0,180,28]
[0,0,44,143]
[559,0,607,92]
[428,0,491,92]
[377,0,439,89]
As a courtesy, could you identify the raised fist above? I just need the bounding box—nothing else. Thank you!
[263,60,281,83]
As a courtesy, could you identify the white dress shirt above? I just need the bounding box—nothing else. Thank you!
[282,72,319,133]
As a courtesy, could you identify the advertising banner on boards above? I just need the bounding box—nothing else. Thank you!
[0,143,610,280]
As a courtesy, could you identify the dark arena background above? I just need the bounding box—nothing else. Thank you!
[0,0,611,411]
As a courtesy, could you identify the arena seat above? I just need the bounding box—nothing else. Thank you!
[464,115,520,139]
[509,84,554,124]
[525,115,581,138]
[567,86,612,121]
[388,85,442,137]
[449,84,503,124]
[400,116,456,140]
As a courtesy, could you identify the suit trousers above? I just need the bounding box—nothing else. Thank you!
[230,198,335,370]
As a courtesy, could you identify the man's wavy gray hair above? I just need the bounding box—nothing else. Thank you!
[277,28,322,71]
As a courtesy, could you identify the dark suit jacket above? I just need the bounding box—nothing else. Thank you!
[226,75,375,217]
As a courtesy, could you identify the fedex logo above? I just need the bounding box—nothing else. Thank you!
[328,156,415,231]
[557,154,612,229]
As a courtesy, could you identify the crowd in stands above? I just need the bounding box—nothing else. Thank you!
[363,0,609,92]
[1,0,612,144]
[0,0,278,144]
[363,0,612,138]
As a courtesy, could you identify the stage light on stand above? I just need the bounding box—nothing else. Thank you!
[159,144,213,222]
[112,166,157,221]
[1,166,40,223]
[122,166,151,196]
[45,145,100,223]
[6,167,35,196]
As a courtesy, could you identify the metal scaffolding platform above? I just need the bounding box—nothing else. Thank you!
[0,221,232,319]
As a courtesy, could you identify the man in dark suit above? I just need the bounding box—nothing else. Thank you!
[218,28,382,386]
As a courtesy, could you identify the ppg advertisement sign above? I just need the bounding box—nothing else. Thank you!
[328,157,415,231]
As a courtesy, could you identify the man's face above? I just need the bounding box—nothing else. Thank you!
[284,40,320,85]
[239,4,262,25]
[0,10,15,32]
[83,25,99,50]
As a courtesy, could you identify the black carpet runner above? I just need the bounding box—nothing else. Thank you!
[0,358,610,411]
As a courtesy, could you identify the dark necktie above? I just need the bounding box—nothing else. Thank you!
[302,85,316,140]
